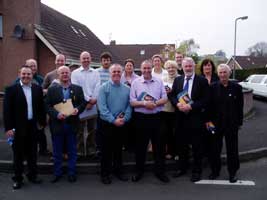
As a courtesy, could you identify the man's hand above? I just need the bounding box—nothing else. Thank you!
[57,113,66,120]
[144,101,157,110]
[6,129,15,138]
[86,103,93,110]
[114,118,124,127]
[177,103,192,113]
[71,108,79,116]
[165,86,172,94]
[89,98,97,105]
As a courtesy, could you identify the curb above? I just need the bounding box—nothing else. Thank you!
[1,147,267,174]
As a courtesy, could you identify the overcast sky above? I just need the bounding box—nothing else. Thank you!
[41,0,267,58]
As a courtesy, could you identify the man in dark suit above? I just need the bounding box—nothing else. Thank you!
[4,65,46,189]
[207,64,243,183]
[45,66,86,183]
[169,57,209,182]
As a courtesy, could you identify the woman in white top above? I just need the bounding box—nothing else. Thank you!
[161,60,180,159]
[151,54,168,80]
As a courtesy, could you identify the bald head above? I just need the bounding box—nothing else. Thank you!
[55,54,66,68]
[80,51,91,68]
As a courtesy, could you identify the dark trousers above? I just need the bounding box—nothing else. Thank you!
[37,128,48,153]
[12,120,38,182]
[160,112,176,156]
[208,127,240,175]
[122,119,135,152]
[52,124,77,176]
[133,112,165,175]
[99,119,124,177]
[175,123,203,174]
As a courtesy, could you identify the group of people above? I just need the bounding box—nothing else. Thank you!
[3,51,244,190]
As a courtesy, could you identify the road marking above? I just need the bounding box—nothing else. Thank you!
[195,180,255,186]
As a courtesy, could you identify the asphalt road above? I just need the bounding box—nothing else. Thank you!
[0,157,266,200]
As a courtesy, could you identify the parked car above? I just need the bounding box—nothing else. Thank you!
[239,74,267,98]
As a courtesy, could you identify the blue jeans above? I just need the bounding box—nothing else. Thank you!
[52,124,77,176]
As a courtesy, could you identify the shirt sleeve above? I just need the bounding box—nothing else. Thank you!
[160,80,167,99]
[97,84,115,123]
[130,80,138,102]
[123,90,132,122]
[92,71,101,99]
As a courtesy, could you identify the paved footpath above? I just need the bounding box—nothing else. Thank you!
[0,99,267,173]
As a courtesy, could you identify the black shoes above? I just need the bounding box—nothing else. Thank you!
[114,173,128,182]
[155,173,170,183]
[68,175,77,183]
[51,175,76,183]
[101,176,112,184]
[190,173,201,182]
[229,174,238,183]
[39,150,51,156]
[208,172,220,180]
[51,176,61,183]
[13,181,23,190]
[131,172,144,182]
[172,170,187,178]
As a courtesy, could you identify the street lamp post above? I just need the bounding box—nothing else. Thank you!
[233,16,248,79]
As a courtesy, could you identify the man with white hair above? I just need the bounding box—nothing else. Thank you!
[207,64,243,183]
[169,57,209,182]
[46,66,86,183]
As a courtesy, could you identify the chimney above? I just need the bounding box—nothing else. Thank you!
[110,40,116,46]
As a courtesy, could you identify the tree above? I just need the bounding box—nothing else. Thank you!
[176,38,200,63]
[246,42,267,57]
[214,49,226,58]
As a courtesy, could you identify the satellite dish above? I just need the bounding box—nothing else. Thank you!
[12,24,25,39]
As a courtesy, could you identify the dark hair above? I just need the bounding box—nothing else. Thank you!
[151,54,163,62]
[124,58,135,66]
[100,52,112,61]
[200,58,216,75]
[175,51,184,56]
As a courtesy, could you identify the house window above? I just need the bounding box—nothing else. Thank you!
[140,50,145,55]
[0,15,3,38]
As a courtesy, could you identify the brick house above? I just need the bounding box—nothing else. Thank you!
[108,41,175,69]
[0,0,113,90]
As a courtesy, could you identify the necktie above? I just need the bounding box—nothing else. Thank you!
[183,76,191,92]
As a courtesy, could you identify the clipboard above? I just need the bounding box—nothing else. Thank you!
[53,99,74,116]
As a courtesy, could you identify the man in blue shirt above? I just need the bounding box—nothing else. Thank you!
[97,64,132,184]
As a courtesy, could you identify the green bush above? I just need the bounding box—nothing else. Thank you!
[235,68,267,81]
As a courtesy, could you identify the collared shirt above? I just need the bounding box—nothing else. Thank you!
[130,75,167,114]
[20,80,33,120]
[71,66,100,101]
[62,86,70,100]
[183,73,195,98]
[96,67,110,85]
